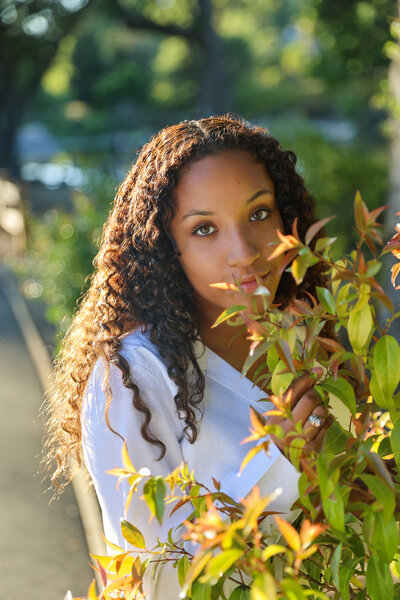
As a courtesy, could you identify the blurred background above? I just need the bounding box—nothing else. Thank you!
[1,0,400,597]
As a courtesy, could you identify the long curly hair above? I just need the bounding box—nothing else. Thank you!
[45,115,329,488]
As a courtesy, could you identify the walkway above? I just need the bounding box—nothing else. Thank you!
[0,266,93,599]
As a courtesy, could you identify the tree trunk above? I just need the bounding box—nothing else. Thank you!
[196,0,229,116]
[0,93,23,178]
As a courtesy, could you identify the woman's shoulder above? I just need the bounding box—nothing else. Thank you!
[84,328,178,413]
[119,327,165,368]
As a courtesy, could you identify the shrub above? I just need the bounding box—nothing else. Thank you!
[75,195,400,600]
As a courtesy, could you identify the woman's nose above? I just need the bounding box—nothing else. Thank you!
[226,227,261,267]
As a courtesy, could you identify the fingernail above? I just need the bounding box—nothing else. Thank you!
[311,367,324,378]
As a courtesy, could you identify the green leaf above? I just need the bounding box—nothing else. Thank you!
[288,436,306,472]
[271,359,294,396]
[298,472,316,515]
[120,520,145,549]
[143,477,166,525]
[391,418,400,472]
[324,421,349,454]
[336,282,352,318]
[320,376,356,417]
[315,236,337,253]
[371,512,399,563]
[261,544,288,561]
[354,190,368,232]
[211,305,247,328]
[373,335,400,400]
[251,572,277,600]
[348,302,373,353]
[352,283,370,313]
[241,339,269,378]
[338,558,359,600]
[331,542,342,589]
[228,585,251,600]
[316,286,336,314]
[366,555,394,600]
[390,553,400,578]
[359,474,395,522]
[177,555,190,588]
[204,549,243,581]
[366,259,382,277]
[192,580,212,600]
[267,343,279,373]
[323,490,345,532]
[317,454,334,502]
[291,252,311,284]
[370,372,394,410]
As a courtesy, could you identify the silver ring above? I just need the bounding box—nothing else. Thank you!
[307,414,326,428]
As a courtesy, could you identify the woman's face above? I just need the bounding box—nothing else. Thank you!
[170,150,284,325]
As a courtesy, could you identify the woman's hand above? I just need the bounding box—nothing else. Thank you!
[266,372,334,457]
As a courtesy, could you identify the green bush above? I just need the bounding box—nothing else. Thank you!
[77,195,400,600]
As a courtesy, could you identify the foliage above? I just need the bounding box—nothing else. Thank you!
[269,117,388,256]
[70,194,400,599]
[17,173,116,342]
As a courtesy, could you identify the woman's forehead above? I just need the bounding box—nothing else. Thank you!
[172,150,273,205]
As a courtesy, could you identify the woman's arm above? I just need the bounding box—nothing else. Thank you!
[81,340,194,598]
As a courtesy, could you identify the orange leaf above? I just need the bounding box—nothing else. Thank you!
[87,580,97,600]
[316,336,345,353]
[209,281,238,290]
[250,406,267,435]
[391,262,400,288]
[296,543,319,562]
[357,252,367,274]
[299,520,327,547]
[274,515,301,551]
[121,442,136,473]
[212,477,221,491]
[97,559,107,587]
[103,577,130,594]
[102,534,123,553]
[292,217,300,241]
[305,216,335,246]
[240,444,263,473]
[169,496,191,517]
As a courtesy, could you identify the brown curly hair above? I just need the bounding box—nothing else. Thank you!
[45,114,328,488]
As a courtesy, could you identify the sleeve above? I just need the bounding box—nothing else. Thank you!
[81,343,193,599]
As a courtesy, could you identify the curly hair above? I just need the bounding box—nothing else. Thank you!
[45,114,329,488]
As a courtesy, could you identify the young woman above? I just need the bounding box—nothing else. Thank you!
[46,115,333,598]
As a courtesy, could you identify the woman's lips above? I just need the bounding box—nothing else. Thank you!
[239,273,270,294]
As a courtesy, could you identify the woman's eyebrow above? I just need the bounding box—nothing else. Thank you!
[180,209,214,222]
[246,189,273,204]
[180,189,274,222]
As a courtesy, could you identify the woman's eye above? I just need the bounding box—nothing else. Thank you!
[193,224,216,237]
[250,208,271,222]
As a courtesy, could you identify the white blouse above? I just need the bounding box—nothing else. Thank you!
[82,329,300,598]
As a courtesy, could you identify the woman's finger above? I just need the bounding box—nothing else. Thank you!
[303,405,330,442]
[306,414,335,451]
[291,387,321,425]
[284,371,323,410]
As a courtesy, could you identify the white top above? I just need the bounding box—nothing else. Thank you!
[81,329,300,598]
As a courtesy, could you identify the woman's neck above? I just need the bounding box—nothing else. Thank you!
[197,312,256,375]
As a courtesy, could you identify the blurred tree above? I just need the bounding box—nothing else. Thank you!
[2,0,231,175]
[85,0,229,115]
[0,0,91,176]
[311,0,396,130]
[385,0,400,328]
